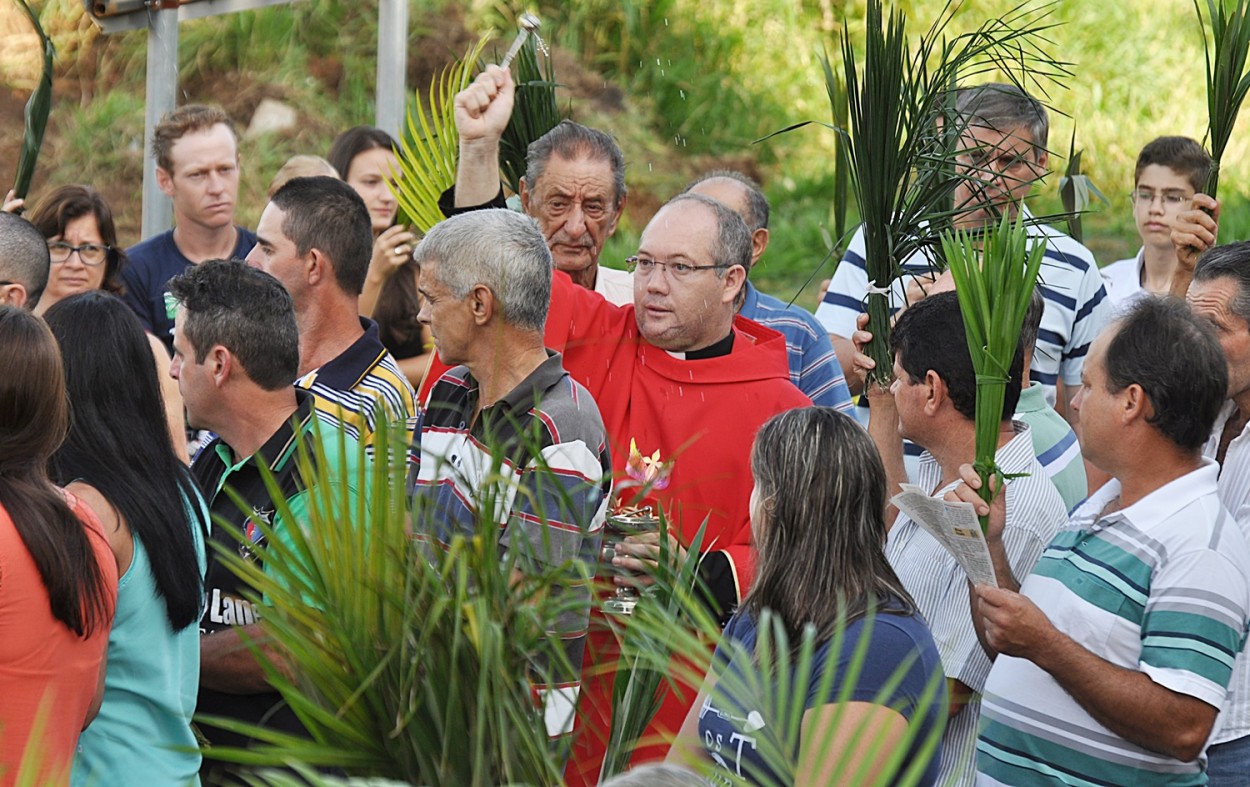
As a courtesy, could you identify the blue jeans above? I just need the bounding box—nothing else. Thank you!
[1208,734,1250,786]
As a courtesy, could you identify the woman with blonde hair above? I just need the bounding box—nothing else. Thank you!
[670,407,947,786]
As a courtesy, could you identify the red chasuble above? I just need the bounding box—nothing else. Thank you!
[539,272,810,784]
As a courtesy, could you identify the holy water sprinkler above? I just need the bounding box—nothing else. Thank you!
[499,12,541,68]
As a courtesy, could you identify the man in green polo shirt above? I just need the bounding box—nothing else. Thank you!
[167,259,360,778]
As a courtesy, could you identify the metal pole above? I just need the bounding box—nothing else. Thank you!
[141,4,179,241]
[375,0,408,138]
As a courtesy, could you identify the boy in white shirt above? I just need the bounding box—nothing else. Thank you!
[1103,137,1211,311]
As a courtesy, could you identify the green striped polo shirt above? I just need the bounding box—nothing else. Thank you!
[977,460,1250,786]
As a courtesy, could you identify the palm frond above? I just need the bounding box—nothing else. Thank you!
[393,37,489,234]
[793,0,1070,385]
[1057,129,1108,243]
[13,0,54,201]
[201,412,950,785]
[941,212,1046,530]
[1196,0,1250,206]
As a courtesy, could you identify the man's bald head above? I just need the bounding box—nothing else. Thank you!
[684,171,770,268]
[0,212,50,309]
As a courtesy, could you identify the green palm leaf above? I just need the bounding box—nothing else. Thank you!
[1058,129,1109,244]
[1196,0,1250,209]
[393,37,489,234]
[13,0,54,202]
[941,212,1045,530]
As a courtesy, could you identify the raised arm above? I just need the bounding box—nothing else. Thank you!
[1170,193,1220,299]
[453,65,514,208]
[850,313,906,527]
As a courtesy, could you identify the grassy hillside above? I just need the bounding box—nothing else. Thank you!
[0,0,1247,311]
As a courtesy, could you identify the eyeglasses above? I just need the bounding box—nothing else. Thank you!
[957,149,1040,180]
[625,256,731,279]
[1130,190,1192,208]
[48,242,110,266]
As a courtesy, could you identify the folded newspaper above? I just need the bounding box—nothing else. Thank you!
[891,483,999,587]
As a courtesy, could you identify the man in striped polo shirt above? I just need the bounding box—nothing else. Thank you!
[246,176,418,452]
[408,209,612,762]
[816,83,1112,450]
[859,292,1068,785]
[954,297,1250,785]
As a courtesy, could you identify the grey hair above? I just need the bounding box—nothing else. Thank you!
[413,209,552,333]
[683,169,771,231]
[659,192,752,277]
[956,82,1049,153]
[1195,241,1250,325]
[525,120,627,207]
[598,764,709,787]
[0,212,51,308]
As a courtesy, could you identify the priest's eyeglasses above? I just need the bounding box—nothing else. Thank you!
[625,255,730,279]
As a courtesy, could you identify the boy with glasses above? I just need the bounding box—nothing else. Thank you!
[1102,136,1212,311]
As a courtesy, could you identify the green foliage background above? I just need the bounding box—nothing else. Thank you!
[2,0,1249,309]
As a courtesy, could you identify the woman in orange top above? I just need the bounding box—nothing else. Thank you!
[0,306,117,786]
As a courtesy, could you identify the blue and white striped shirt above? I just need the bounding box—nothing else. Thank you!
[741,282,853,412]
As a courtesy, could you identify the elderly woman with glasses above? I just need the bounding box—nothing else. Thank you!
[28,185,190,462]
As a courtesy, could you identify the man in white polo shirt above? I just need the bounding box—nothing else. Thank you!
[952,297,1250,785]
[1185,241,1250,784]
[859,292,1067,785]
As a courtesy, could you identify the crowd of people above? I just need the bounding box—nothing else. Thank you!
[2,56,1250,787]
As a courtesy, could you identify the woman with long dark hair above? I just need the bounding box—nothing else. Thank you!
[28,185,190,462]
[0,306,116,786]
[329,125,430,387]
[669,407,947,786]
[44,292,208,785]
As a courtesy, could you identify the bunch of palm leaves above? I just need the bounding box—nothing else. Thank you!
[201,409,951,785]
[941,213,1045,531]
[199,417,581,785]
[1196,0,1250,206]
[771,0,1066,385]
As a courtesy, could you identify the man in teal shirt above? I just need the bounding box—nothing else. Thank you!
[1014,289,1088,511]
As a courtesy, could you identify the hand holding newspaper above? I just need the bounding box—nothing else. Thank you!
[891,483,999,587]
